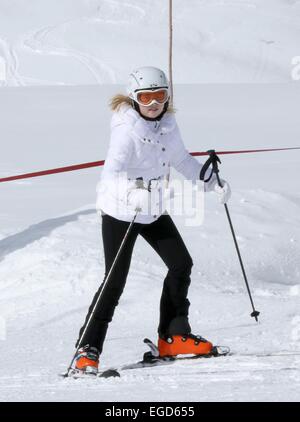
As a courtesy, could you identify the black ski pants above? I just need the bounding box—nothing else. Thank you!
[76,213,193,353]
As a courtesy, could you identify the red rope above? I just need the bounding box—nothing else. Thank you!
[191,147,300,157]
[0,147,299,184]
[0,160,105,183]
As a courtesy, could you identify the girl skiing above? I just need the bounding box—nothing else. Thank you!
[73,67,231,374]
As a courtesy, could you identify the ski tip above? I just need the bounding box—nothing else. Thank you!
[212,346,231,357]
[59,372,69,378]
[99,369,120,379]
[59,369,76,378]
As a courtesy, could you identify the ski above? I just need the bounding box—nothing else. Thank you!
[60,338,230,379]
[231,351,300,358]
[60,338,300,380]
[97,338,230,378]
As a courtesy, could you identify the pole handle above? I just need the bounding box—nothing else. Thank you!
[199,149,222,185]
[208,149,223,187]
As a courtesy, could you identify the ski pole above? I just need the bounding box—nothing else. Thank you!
[63,209,140,377]
[200,150,260,322]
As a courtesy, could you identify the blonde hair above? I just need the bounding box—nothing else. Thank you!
[109,94,132,111]
[109,94,176,113]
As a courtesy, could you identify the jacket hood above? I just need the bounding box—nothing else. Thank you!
[111,103,177,134]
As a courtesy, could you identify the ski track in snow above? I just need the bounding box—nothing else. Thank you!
[5,0,148,86]
[21,21,116,85]
[0,37,24,86]
[100,0,147,19]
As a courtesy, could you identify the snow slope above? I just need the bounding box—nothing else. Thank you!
[1,0,300,85]
[0,83,300,402]
[0,0,300,403]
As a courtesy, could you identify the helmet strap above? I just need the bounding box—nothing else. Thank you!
[133,101,169,122]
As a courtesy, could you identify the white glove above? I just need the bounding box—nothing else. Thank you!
[214,179,231,204]
[127,188,150,212]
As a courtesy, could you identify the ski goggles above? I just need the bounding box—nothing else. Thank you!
[132,88,169,107]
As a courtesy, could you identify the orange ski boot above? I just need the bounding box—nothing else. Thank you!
[74,345,99,375]
[158,334,213,358]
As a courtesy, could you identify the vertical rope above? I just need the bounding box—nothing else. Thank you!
[166,0,174,186]
[169,0,174,105]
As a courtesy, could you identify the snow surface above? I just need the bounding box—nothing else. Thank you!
[1,0,300,85]
[0,0,300,403]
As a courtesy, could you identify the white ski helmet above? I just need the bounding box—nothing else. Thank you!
[127,66,170,99]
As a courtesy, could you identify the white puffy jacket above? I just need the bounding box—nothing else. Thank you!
[96,104,214,224]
